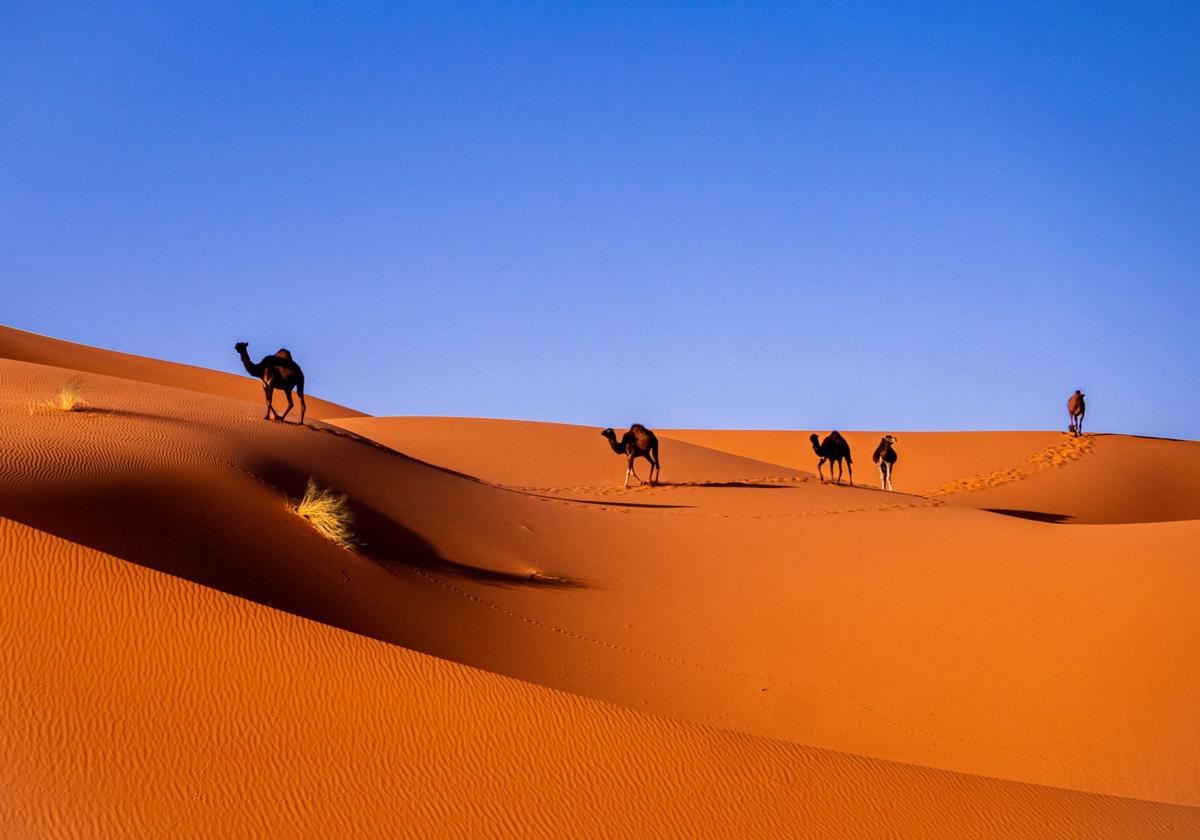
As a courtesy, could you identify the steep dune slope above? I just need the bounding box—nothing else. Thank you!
[6,517,1196,838]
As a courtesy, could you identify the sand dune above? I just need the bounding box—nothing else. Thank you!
[332,415,805,489]
[7,517,1197,838]
[662,428,1072,495]
[0,324,363,419]
[2,327,1198,835]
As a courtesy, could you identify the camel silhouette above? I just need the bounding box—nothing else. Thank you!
[810,431,853,486]
[601,424,661,488]
[872,434,898,491]
[235,342,307,425]
[1067,390,1086,437]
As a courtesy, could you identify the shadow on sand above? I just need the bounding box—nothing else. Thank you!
[0,461,583,660]
[251,462,587,590]
[655,480,799,490]
[984,508,1075,524]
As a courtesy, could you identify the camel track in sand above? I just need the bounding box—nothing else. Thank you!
[922,434,1096,497]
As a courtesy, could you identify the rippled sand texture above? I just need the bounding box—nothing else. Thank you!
[2,324,1198,837]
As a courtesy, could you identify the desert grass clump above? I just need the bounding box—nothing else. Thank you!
[29,377,88,414]
[294,478,355,549]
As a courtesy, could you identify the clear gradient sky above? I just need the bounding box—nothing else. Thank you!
[4,3,1198,438]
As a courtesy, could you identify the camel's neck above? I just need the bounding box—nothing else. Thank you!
[606,437,626,455]
[238,348,263,377]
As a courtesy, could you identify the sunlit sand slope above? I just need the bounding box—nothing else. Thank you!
[332,415,803,489]
[0,323,363,419]
[3,517,1197,839]
[664,428,1200,523]
[662,429,1067,495]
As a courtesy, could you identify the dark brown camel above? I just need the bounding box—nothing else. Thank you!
[871,434,898,491]
[601,424,661,488]
[810,431,853,486]
[235,342,307,424]
[1067,390,1086,437]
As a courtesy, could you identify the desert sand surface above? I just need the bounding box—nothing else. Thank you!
[2,327,1198,836]
[0,324,363,420]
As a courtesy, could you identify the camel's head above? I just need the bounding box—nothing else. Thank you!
[809,433,820,446]
[234,341,248,353]
[883,434,897,445]
[600,428,616,441]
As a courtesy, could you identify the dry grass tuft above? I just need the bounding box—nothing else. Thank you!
[294,478,355,549]
[29,377,88,414]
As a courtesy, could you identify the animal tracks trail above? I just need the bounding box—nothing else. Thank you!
[508,478,938,520]
[924,434,1096,497]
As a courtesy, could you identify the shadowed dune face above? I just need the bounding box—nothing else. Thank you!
[3,329,1200,835]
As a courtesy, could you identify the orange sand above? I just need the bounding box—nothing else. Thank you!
[2,326,1197,836]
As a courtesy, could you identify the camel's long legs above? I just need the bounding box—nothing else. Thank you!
[644,452,659,486]
[278,387,294,421]
[263,384,277,420]
[626,454,643,487]
[817,458,827,482]
[297,383,307,426]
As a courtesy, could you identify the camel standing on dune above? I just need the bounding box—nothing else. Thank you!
[810,431,853,486]
[235,342,307,425]
[872,434,898,491]
[601,424,661,488]
[1067,390,1086,437]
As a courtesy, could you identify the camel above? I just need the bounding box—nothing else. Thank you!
[235,342,307,425]
[810,431,853,485]
[872,434,898,491]
[601,424,661,488]
[1067,390,1086,437]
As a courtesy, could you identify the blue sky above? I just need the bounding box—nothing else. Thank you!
[4,3,1197,437]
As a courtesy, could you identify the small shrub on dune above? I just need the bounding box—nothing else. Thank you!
[29,377,88,414]
[294,478,355,549]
